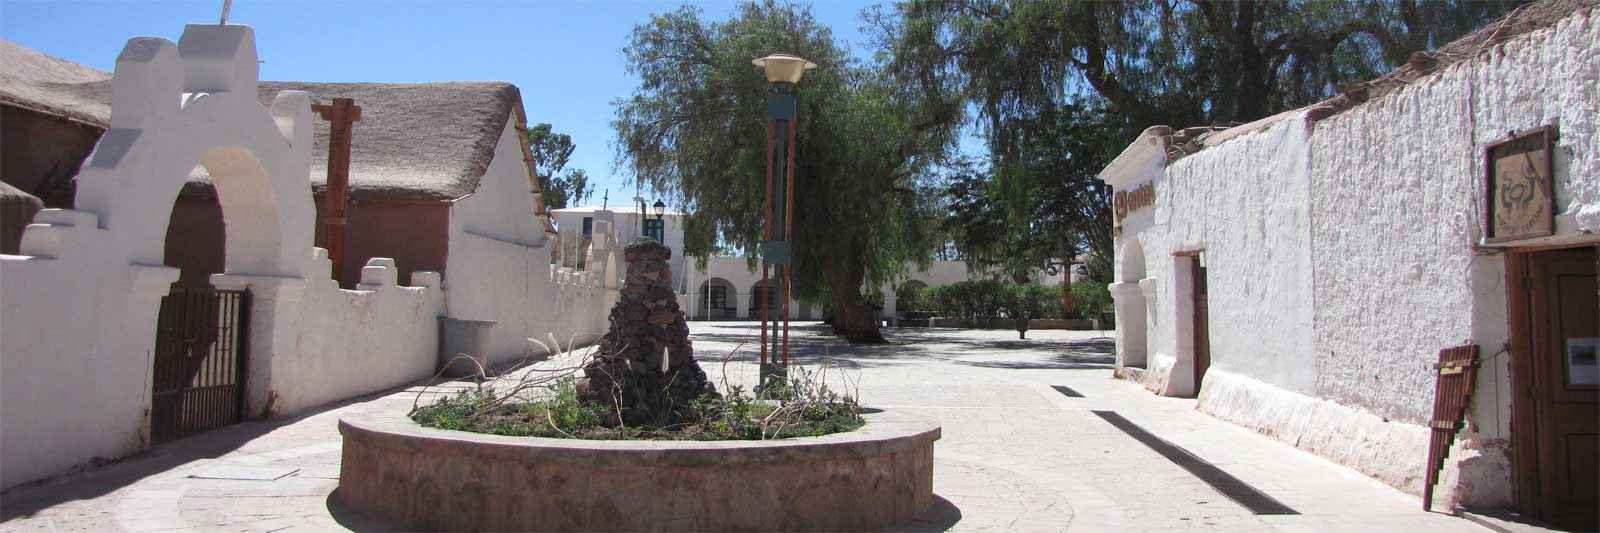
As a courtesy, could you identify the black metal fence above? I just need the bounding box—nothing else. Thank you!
[150,287,250,443]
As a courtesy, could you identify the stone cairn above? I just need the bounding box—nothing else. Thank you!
[580,238,715,425]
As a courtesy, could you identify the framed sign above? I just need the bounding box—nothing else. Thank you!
[1484,126,1556,243]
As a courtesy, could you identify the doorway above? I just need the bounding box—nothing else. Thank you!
[1191,255,1211,394]
[1509,245,1598,529]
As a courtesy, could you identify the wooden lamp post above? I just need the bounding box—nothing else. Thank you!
[751,53,816,391]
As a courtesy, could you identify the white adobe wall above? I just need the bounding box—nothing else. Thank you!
[1284,9,1598,508]
[1125,115,1317,398]
[0,25,318,490]
[446,118,607,364]
[238,251,444,417]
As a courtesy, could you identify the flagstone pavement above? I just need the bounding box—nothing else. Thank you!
[2,323,1492,532]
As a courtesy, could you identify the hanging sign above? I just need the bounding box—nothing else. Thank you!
[1113,182,1156,226]
[1484,126,1555,243]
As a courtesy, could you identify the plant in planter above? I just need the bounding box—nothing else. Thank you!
[410,237,864,441]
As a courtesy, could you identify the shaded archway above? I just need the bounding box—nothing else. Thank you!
[697,277,737,320]
[68,29,317,428]
[749,279,772,319]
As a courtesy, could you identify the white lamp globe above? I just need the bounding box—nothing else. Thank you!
[751,53,818,84]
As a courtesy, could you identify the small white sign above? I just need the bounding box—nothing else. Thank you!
[1568,337,1599,386]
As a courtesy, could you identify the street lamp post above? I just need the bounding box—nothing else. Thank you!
[752,53,816,390]
[647,200,666,241]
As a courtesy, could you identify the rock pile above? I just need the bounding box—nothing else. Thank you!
[580,238,715,425]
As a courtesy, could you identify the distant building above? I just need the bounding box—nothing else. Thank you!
[550,206,1069,323]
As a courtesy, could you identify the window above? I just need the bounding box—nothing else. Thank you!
[709,285,727,309]
[644,218,664,241]
[581,216,593,236]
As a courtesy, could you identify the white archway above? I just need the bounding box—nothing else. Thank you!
[1110,236,1150,368]
[75,31,314,279]
[1,24,317,488]
[697,277,738,320]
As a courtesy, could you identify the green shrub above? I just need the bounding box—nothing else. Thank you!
[410,370,863,441]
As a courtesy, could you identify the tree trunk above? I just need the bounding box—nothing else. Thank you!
[817,247,887,344]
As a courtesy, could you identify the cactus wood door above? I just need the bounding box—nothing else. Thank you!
[1192,258,1210,394]
[1513,246,1597,530]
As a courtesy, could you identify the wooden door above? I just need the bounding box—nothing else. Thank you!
[1192,258,1211,394]
[1531,247,1598,529]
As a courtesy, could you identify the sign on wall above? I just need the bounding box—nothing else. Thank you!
[1113,182,1156,227]
[1484,126,1556,243]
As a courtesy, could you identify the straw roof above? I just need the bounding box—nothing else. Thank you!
[1,180,44,255]
[2,40,528,202]
[0,39,112,128]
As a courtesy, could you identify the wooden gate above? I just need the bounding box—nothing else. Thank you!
[151,288,250,443]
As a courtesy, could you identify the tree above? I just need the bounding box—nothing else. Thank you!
[876,0,1520,284]
[612,1,961,343]
[525,122,595,209]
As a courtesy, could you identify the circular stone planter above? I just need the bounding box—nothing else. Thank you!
[336,408,940,531]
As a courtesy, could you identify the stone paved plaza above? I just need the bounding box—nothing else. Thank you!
[1,323,1487,532]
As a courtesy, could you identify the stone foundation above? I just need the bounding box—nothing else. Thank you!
[336,408,940,531]
[1197,370,1511,510]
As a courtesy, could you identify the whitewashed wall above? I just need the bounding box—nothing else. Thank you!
[0,26,318,489]
[446,119,608,364]
[1158,116,1317,396]
[1298,8,1598,507]
[1104,9,1598,509]
[0,24,615,490]
[242,252,444,417]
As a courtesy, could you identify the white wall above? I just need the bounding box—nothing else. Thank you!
[447,119,608,364]
[1296,9,1598,507]
[238,252,444,417]
[1309,7,1598,429]
[1101,9,1598,507]
[0,24,617,490]
[1157,115,1317,397]
[0,25,318,489]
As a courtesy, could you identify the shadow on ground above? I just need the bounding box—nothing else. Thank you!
[897,495,964,531]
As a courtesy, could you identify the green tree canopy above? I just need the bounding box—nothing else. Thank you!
[612,1,962,342]
[875,0,1522,282]
[525,122,594,210]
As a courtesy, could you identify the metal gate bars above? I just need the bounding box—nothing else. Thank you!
[150,287,250,443]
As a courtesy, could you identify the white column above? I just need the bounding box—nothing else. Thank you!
[211,273,306,420]
[1109,281,1147,368]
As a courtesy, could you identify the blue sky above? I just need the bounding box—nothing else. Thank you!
[1,0,887,206]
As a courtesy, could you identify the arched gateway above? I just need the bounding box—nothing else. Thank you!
[2,24,318,482]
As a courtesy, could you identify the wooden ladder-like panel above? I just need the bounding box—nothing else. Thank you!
[1423,344,1481,511]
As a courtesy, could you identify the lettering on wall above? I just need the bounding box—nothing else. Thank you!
[1113,182,1156,226]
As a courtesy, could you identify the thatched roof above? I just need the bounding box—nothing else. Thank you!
[217,81,523,202]
[0,39,112,127]
[2,40,528,202]
[1,180,44,254]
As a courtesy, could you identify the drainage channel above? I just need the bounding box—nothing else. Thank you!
[1090,410,1298,515]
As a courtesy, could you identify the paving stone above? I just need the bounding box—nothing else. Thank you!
[0,323,1507,532]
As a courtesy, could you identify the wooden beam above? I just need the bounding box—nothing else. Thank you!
[312,97,360,286]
